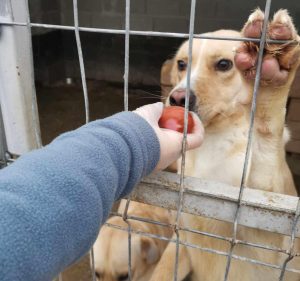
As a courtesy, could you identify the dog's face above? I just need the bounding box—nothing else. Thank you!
[168,30,249,127]
[94,217,160,281]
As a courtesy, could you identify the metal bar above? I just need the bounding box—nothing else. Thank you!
[122,198,133,281]
[89,248,96,281]
[111,211,173,229]
[122,1,132,279]
[279,199,300,280]
[223,2,272,280]
[0,20,296,44]
[173,0,196,280]
[73,0,89,124]
[104,222,300,274]
[130,172,300,237]
[123,0,130,111]
[72,1,92,279]
[111,210,291,255]
[0,103,8,168]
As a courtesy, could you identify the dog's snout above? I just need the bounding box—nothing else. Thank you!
[169,89,196,110]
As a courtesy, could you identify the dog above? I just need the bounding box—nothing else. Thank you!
[150,9,300,281]
[93,200,173,281]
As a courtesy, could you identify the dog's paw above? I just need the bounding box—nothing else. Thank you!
[235,9,300,87]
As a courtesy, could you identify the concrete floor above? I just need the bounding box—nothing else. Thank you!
[37,80,160,145]
[37,80,300,280]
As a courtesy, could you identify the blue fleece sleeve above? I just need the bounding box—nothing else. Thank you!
[0,112,160,281]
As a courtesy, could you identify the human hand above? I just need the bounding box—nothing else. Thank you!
[134,102,204,171]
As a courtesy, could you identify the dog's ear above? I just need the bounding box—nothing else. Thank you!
[160,59,174,99]
[140,237,160,264]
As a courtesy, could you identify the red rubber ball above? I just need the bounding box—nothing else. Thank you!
[158,106,194,133]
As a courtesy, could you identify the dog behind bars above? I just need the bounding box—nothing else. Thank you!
[93,200,173,281]
[150,9,300,281]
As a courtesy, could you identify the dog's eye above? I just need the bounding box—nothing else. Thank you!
[177,60,187,71]
[215,59,233,71]
[117,273,129,281]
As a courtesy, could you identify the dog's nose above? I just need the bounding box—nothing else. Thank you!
[169,89,196,110]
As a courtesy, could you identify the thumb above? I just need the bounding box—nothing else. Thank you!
[134,102,164,125]
[147,102,164,123]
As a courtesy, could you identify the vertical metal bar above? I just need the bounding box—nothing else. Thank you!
[73,0,90,124]
[72,1,92,280]
[0,103,8,168]
[123,0,130,111]
[223,1,272,280]
[278,199,300,280]
[122,198,132,281]
[173,1,197,281]
[89,247,96,281]
[122,0,132,280]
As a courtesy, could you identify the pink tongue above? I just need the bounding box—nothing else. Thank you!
[164,119,181,131]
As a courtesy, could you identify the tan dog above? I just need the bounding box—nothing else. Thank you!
[93,200,173,281]
[150,9,300,281]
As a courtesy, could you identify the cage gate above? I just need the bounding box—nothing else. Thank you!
[0,0,300,281]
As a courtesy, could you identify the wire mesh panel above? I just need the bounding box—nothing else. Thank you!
[0,0,300,281]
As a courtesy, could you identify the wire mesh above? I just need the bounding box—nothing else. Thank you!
[223,1,272,280]
[279,199,300,280]
[1,0,300,280]
[173,0,197,280]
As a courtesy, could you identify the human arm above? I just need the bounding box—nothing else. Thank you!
[0,102,204,281]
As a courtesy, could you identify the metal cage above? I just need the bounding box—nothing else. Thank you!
[0,0,300,281]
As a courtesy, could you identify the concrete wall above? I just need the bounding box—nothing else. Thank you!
[29,0,300,86]
[29,0,300,33]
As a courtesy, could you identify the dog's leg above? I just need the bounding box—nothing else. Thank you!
[235,9,300,195]
[149,234,191,281]
[234,11,300,280]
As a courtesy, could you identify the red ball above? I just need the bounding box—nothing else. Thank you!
[158,106,194,133]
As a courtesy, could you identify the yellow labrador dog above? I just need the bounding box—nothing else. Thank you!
[93,200,173,281]
[150,9,300,281]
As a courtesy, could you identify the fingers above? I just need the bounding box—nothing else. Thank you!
[149,102,164,122]
[186,112,205,150]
